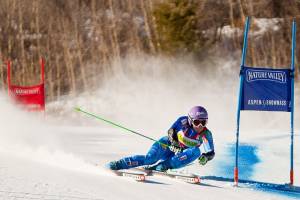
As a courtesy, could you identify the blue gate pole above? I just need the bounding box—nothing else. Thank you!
[234,16,250,186]
[290,18,296,186]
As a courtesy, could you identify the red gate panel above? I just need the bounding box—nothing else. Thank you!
[7,59,45,111]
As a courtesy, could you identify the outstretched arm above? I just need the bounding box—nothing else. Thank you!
[198,130,215,165]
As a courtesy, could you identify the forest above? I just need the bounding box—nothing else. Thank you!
[0,0,299,101]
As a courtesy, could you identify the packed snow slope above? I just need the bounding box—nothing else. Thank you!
[0,56,299,200]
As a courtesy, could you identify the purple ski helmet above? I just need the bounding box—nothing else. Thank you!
[188,106,208,127]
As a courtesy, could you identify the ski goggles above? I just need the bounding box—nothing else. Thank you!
[192,119,207,127]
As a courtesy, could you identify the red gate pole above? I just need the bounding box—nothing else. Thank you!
[7,60,11,96]
[40,58,45,111]
[40,58,45,84]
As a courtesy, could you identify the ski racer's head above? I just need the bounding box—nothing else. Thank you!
[188,106,208,131]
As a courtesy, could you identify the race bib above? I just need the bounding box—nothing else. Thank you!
[177,131,201,147]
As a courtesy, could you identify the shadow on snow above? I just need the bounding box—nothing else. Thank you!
[201,176,300,198]
[209,143,299,199]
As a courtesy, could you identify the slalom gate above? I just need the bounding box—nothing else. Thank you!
[235,17,296,186]
[7,58,45,112]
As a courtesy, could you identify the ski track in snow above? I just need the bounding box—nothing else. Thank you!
[1,124,298,200]
[0,97,299,199]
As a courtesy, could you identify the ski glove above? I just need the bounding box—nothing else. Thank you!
[198,151,215,165]
[198,155,208,165]
[167,128,178,143]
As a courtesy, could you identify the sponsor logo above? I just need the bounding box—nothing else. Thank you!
[196,111,205,117]
[126,161,138,167]
[179,155,187,161]
[13,88,40,95]
[246,69,286,83]
[247,99,287,106]
[181,118,188,125]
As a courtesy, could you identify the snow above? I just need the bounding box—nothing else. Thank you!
[253,18,283,34]
[0,56,299,199]
[220,18,283,38]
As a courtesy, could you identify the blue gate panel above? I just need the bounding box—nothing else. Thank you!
[241,66,292,112]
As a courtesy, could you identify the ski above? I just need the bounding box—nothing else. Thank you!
[110,170,146,182]
[152,170,200,184]
[134,168,200,184]
[99,163,146,182]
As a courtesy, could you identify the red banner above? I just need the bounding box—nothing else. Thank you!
[9,84,45,111]
[7,59,45,111]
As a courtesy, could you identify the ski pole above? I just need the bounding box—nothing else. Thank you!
[74,107,169,148]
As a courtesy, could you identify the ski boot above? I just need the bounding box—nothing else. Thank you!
[107,160,123,170]
[144,163,170,172]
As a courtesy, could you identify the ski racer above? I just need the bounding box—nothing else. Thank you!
[108,106,215,172]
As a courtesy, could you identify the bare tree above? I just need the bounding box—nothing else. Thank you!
[0,0,299,101]
[141,0,156,54]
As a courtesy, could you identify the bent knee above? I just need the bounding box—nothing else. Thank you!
[144,154,159,165]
